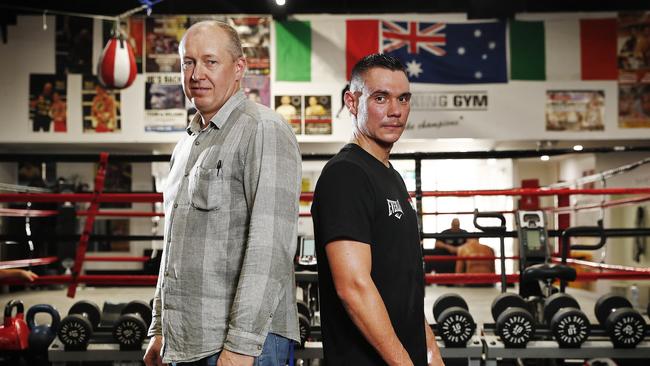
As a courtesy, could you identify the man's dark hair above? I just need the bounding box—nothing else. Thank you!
[349,54,407,92]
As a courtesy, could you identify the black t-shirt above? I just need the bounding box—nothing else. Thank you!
[311,144,427,366]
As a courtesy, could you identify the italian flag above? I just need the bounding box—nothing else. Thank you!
[275,19,346,82]
[509,18,618,80]
[275,19,380,82]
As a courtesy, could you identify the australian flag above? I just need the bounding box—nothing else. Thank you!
[382,20,507,84]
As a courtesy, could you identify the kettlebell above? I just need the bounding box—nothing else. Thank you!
[26,304,60,351]
[0,299,30,350]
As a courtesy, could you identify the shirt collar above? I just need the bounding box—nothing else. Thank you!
[186,89,246,135]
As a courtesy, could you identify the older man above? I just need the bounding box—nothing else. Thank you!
[144,21,301,366]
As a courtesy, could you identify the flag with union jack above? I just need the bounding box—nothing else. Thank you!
[380,20,507,84]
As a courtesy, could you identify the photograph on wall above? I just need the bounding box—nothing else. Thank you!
[274,95,302,134]
[618,12,650,83]
[103,17,144,73]
[243,74,270,107]
[55,15,93,74]
[92,219,130,252]
[100,162,132,209]
[145,73,187,132]
[82,75,121,133]
[18,162,56,188]
[29,74,67,133]
[304,95,332,135]
[619,84,650,128]
[145,16,188,73]
[231,16,271,74]
[545,90,605,131]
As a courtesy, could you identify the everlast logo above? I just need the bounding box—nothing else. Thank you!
[387,199,404,219]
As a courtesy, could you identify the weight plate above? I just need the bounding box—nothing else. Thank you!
[298,313,310,348]
[491,293,527,322]
[122,300,152,328]
[496,307,535,348]
[605,308,646,348]
[113,314,147,348]
[550,308,591,348]
[68,300,101,330]
[544,293,580,325]
[432,293,468,322]
[594,294,631,325]
[437,306,476,347]
[57,314,93,349]
[296,301,311,320]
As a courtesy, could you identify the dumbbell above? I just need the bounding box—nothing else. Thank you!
[57,300,101,350]
[432,293,476,347]
[594,294,647,348]
[296,301,311,347]
[26,304,60,352]
[543,293,590,348]
[113,300,152,350]
[491,293,535,348]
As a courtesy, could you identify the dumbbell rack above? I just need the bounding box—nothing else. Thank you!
[482,323,650,364]
[47,327,650,365]
[48,336,484,365]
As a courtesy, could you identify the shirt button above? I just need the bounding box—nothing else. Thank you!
[173,203,178,208]
[195,141,200,146]
[184,172,189,177]
[257,345,262,350]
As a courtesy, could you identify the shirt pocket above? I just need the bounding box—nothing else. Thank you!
[188,165,224,211]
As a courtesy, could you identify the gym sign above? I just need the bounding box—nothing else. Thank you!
[410,91,488,111]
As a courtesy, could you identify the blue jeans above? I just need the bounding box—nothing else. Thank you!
[172,333,292,366]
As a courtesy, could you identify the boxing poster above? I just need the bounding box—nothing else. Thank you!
[145,16,188,73]
[275,95,302,134]
[55,15,93,74]
[232,16,271,74]
[243,74,271,107]
[144,73,187,132]
[103,17,144,73]
[82,75,121,133]
[618,12,650,128]
[619,84,650,128]
[545,90,605,131]
[29,74,67,133]
[304,95,332,135]
[100,162,132,209]
[92,219,130,251]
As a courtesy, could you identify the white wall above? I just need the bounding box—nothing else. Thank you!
[2,13,650,144]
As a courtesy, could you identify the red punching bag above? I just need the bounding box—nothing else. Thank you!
[98,32,137,89]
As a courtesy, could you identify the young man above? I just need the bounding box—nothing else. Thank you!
[144,21,301,366]
[311,54,444,366]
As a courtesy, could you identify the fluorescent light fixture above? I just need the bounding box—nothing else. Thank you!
[540,155,550,161]
[573,145,583,151]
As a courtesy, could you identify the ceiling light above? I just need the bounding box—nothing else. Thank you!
[276,0,286,5]
[540,155,550,161]
[572,145,583,151]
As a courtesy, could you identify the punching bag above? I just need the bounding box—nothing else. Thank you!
[98,34,137,89]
